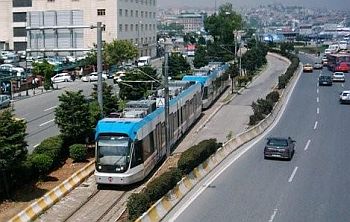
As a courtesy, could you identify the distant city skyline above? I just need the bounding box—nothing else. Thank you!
[159,0,350,11]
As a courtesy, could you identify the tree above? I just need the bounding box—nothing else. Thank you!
[204,3,243,44]
[193,45,209,68]
[198,36,206,45]
[55,91,91,145]
[32,60,55,90]
[280,42,295,53]
[119,66,160,101]
[0,110,27,197]
[91,82,119,116]
[183,33,197,45]
[81,39,138,67]
[168,53,191,79]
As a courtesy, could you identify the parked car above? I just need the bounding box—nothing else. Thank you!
[318,75,332,86]
[332,72,345,82]
[303,63,313,72]
[339,90,350,104]
[81,72,107,82]
[0,95,11,109]
[313,61,323,69]
[264,137,295,160]
[51,73,72,83]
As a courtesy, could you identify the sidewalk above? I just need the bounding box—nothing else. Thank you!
[11,85,61,102]
[174,53,290,153]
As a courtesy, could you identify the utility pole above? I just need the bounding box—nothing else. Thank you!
[164,48,170,157]
[96,22,103,116]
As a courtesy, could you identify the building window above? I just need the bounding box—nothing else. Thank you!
[119,24,122,32]
[125,9,128,17]
[14,42,27,51]
[153,12,156,18]
[13,27,26,37]
[119,9,123,16]
[125,24,128,32]
[13,12,27,22]
[141,11,143,18]
[97,9,106,16]
[136,10,139,17]
[131,24,134,31]
[131,10,133,17]
[47,0,54,2]
[12,0,32,7]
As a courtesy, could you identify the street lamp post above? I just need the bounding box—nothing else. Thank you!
[96,22,103,117]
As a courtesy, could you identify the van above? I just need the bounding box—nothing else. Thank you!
[137,56,151,67]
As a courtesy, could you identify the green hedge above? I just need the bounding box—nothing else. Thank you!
[29,153,53,178]
[178,139,221,175]
[69,144,87,162]
[32,135,64,169]
[127,139,222,221]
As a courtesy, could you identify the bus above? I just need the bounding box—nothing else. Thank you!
[326,53,350,72]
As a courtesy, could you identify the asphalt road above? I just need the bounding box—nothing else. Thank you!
[164,54,350,222]
[13,80,112,153]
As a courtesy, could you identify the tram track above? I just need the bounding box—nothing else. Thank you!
[63,189,129,222]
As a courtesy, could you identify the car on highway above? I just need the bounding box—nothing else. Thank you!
[339,90,350,104]
[318,75,332,86]
[332,72,345,82]
[264,137,295,160]
[0,95,11,109]
[51,73,72,83]
[81,72,107,82]
[313,61,323,69]
[321,56,328,66]
[303,63,313,72]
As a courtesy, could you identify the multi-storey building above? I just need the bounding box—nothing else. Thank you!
[0,0,31,51]
[177,13,205,33]
[1,0,157,57]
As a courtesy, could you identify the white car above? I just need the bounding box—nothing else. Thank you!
[339,90,350,104]
[81,72,107,82]
[51,73,72,83]
[332,72,345,82]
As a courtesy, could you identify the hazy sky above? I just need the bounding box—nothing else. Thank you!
[159,0,350,10]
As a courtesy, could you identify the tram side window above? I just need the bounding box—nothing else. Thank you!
[131,140,143,168]
[142,133,154,160]
[203,87,208,100]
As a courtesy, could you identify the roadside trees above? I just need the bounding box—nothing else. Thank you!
[193,45,209,68]
[0,110,27,198]
[82,39,138,67]
[168,53,191,79]
[32,60,55,90]
[55,91,91,145]
[118,66,159,101]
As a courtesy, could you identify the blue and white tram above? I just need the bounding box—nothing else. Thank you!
[182,62,229,109]
[94,81,202,185]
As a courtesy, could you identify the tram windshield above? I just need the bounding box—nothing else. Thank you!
[97,136,130,167]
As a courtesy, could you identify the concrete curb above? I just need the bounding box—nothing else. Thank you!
[136,60,303,222]
[9,161,95,222]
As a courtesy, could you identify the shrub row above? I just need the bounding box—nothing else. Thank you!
[127,139,222,221]
[249,91,280,125]
[268,49,300,89]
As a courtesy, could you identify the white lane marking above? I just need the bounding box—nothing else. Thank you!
[319,73,321,77]
[313,121,318,130]
[39,119,54,127]
[268,208,278,222]
[317,107,319,114]
[317,88,319,94]
[33,143,40,148]
[168,62,303,222]
[342,83,344,88]
[304,139,311,151]
[288,166,299,183]
[317,97,319,103]
[44,106,57,112]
